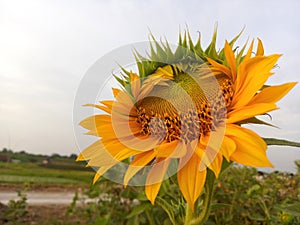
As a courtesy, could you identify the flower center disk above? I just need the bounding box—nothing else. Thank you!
[136,70,234,143]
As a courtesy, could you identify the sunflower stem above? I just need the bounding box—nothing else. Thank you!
[184,204,194,225]
[190,170,215,225]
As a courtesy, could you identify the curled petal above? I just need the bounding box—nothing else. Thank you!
[178,150,206,211]
[224,41,237,80]
[248,82,297,105]
[145,158,170,205]
[233,54,281,108]
[124,150,156,187]
[227,103,277,123]
[226,124,273,167]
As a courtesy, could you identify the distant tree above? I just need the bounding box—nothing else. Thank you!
[69,154,77,159]
[29,158,38,163]
[2,148,13,154]
[51,153,61,158]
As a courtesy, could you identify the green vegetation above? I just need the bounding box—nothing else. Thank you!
[0,148,299,224]
[63,163,300,225]
[0,162,93,185]
[0,148,94,185]
[3,189,28,225]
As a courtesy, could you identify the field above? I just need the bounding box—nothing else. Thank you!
[0,162,94,186]
[0,150,300,225]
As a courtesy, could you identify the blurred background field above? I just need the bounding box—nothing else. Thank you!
[0,148,94,187]
[0,149,299,225]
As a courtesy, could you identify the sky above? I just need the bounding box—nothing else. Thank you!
[0,0,300,172]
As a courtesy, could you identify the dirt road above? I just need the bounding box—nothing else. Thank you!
[0,191,76,205]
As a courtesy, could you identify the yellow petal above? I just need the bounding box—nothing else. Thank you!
[93,166,112,184]
[84,104,112,114]
[233,54,281,108]
[227,103,277,123]
[139,81,156,100]
[256,38,264,56]
[86,117,140,139]
[154,140,186,158]
[248,82,297,105]
[87,146,141,168]
[220,136,236,161]
[206,57,231,77]
[115,135,162,152]
[101,100,132,115]
[112,88,121,98]
[115,90,133,105]
[124,150,156,186]
[198,135,222,178]
[86,123,116,137]
[199,128,225,155]
[207,152,223,178]
[114,148,141,162]
[114,91,137,116]
[151,65,175,80]
[102,99,135,116]
[244,39,254,61]
[100,100,114,109]
[76,140,103,161]
[226,124,273,167]
[80,115,111,131]
[145,158,170,205]
[224,41,237,80]
[110,119,142,139]
[130,73,141,99]
[85,142,123,167]
[178,151,206,211]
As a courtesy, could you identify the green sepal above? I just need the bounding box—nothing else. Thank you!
[238,117,278,128]
[236,37,249,65]
[219,26,245,60]
[205,25,218,60]
[117,27,250,98]
[114,74,128,88]
[263,138,300,147]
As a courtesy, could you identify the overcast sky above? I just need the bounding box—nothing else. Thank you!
[0,0,299,172]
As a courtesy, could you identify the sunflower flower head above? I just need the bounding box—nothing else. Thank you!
[77,27,297,210]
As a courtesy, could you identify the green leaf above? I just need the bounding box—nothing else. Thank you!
[263,138,300,148]
[246,184,261,197]
[275,203,300,216]
[156,196,177,225]
[126,203,152,219]
[89,217,109,225]
[210,203,232,210]
[248,214,266,222]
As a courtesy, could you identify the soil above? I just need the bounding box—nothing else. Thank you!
[0,204,86,225]
[0,184,88,225]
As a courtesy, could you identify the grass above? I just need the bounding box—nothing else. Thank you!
[0,162,94,185]
[1,161,299,225]
[0,175,82,184]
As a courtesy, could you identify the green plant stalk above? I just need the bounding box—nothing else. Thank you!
[184,204,194,225]
[145,209,155,225]
[190,170,215,225]
[258,198,271,221]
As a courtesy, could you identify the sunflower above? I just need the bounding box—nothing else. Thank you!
[77,29,296,210]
